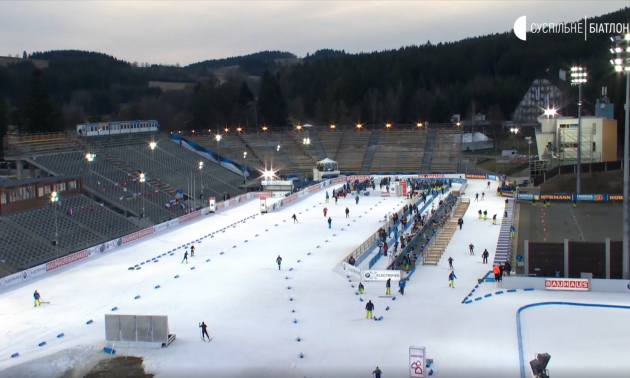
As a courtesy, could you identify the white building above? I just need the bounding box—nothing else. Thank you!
[536,115,617,165]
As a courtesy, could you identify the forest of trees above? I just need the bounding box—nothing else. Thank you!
[0,6,629,149]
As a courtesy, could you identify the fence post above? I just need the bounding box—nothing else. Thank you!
[564,239,569,278]
[605,238,611,279]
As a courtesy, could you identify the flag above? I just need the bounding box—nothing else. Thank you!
[114,182,119,189]
[100,203,104,209]
[69,208,74,216]
[97,181,100,186]
[165,202,171,209]
[119,196,123,201]
[133,178,137,184]
[154,189,159,194]
[127,173,131,178]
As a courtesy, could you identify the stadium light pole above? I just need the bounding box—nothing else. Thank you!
[198,161,204,200]
[51,191,59,259]
[571,66,587,194]
[243,152,247,180]
[611,34,630,279]
[139,173,146,219]
[215,134,222,163]
[85,152,96,199]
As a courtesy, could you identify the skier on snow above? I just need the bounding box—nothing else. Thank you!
[385,278,391,295]
[358,282,364,294]
[328,217,332,229]
[373,367,382,378]
[448,256,454,269]
[190,245,195,257]
[33,290,42,307]
[449,271,457,288]
[345,207,349,218]
[323,207,328,217]
[276,255,282,270]
[181,250,189,264]
[199,321,210,341]
[292,214,298,223]
[469,243,474,255]
[365,300,374,319]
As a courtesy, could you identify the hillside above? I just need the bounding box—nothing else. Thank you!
[0,7,629,142]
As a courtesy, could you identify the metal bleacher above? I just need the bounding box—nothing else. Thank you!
[0,193,139,271]
[330,130,370,174]
[370,130,428,173]
[429,130,462,173]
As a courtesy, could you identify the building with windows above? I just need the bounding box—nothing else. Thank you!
[536,116,617,166]
[512,70,570,128]
[0,175,82,215]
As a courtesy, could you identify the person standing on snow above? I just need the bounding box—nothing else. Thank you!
[190,245,195,257]
[469,243,474,255]
[457,217,463,230]
[292,214,298,223]
[276,255,282,270]
[482,249,489,264]
[448,256,454,269]
[325,192,330,204]
[323,207,328,217]
[358,282,364,294]
[385,278,391,295]
[328,217,332,229]
[199,322,211,341]
[398,279,406,295]
[355,194,360,204]
[492,214,497,225]
[345,207,349,218]
[365,300,375,319]
[181,250,189,264]
[33,290,42,307]
[373,367,382,378]
[449,271,457,288]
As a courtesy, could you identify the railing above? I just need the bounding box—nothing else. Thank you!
[6,132,69,143]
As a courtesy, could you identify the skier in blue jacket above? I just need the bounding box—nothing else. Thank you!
[33,290,41,307]
[181,250,188,264]
[398,279,406,295]
[449,271,457,288]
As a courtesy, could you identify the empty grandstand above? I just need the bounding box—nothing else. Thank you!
[0,124,464,275]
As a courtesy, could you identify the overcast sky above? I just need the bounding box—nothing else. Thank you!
[0,1,626,66]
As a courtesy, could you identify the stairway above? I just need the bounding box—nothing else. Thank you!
[420,130,437,173]
[307,130,328,160]
[359,130,381,174]
[234,133,264,167]
[422,198,470,265]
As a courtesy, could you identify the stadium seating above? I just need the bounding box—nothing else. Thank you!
[333,131,371,173]
[429,130,462,173]
[370,130,428,173]
[317,130,343,160]
[4,132,81,157]
[0,194,139,271]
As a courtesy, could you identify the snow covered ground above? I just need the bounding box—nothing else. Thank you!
[1,180,630,378]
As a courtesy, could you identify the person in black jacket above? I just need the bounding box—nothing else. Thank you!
[199,322,210,341]
[482,249,489,264]
[292,214,298,223]
[365,300,374,319]
[345,207,350,218]
[373,367,382,378]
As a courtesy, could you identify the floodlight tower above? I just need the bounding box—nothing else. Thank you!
[610,34,630,279]
[571,66,587,194]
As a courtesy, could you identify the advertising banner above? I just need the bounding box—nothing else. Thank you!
[545,278,590,291]
[381,191,391,197]
[122,227,154,245]
[409,347,426,378]
[254,192,271,198]
[574,194,606,202]
[282,193,298,206]
[465,174,487,180]
[500,191,514,198]
[168,219,180,227]
[46,249,88,272]
[362,270,402,282]
[609,195,624,201]
[153,222,170,233]
[180,210,201,224]
[272,192,289,198]
[28,264,47,280]
[417,174,443,179]
[342,262,361,277]
[2,271,24,289]
[541,194,572,201]
[308,185,319,193]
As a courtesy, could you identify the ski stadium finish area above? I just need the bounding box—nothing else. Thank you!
[1,177,630,378]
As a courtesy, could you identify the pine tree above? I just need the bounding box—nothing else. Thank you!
[237,82,254,107]
[20,69,64,133]
[257,70,288,127]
